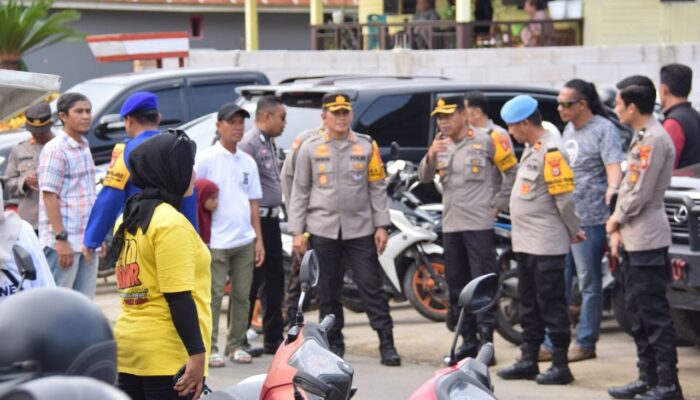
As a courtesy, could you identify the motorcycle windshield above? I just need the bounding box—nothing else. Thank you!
[446,381,494,400]
[288,339,347,376]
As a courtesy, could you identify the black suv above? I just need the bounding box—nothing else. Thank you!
[663,164,700,345]
[232,76,630,163]
[51,68,269,165]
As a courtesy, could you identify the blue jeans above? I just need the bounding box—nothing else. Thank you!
[544,224,605,351]
[44,247,98,299]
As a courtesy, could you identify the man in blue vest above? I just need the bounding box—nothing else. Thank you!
[82,92,198,261]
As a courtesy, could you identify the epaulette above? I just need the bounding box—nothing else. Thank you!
[354,132,373,143]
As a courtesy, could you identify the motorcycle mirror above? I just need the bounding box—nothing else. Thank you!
[299,250,320,290]
[293,371,332,398]
[13,245,36,281]
[458,273,499,314]
[389,141,400,161]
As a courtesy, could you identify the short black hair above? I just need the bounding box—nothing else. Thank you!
[526,109,543,126]
[57,93,89,115]
[464,91,490,115]
[127,109,159,125]
[616,75,656,115]
[256,95,283,119]
[660,63,693,98]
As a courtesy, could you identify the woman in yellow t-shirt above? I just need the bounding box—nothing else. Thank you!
[108,132,212,400]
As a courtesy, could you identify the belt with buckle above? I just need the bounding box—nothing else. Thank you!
[259,206,280,218]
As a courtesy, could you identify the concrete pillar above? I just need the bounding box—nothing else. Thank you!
[310,0,324,25]
[245,0,259,50]
[455,0,472,22]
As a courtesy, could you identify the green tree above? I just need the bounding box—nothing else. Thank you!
[0,0,83,71]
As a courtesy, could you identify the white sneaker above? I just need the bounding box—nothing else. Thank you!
[246,328,258,341]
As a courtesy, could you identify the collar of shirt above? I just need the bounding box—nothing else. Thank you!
[215,140,242,158]
[323,130,357,143]
[59,129,89,149]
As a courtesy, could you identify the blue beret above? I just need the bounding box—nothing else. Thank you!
[500,95,539,124]
[120,91,158,118]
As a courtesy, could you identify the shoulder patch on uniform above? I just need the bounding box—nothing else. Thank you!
[639,145,653,170]
[367,140,386,183]
[491,130,517,172]
[103,143,130,190]
[543,149,575,195]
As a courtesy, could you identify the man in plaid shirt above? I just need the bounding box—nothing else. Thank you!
[38,93,98,298]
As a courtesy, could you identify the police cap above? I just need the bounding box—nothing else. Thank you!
[24,103,52,133]
[322,93,352,112]
[500,95,539,124]
[431,95,465,116]
[119,92,159,118]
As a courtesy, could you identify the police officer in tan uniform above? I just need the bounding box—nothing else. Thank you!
[288,92,401,366]
[496,95,585,385]
[607,76,683,400]
[4,102,55,232]
[418,94,517,363]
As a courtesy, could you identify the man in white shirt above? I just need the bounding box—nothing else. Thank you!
[195,103,265,366]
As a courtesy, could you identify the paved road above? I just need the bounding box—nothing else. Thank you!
[95,278,700,399]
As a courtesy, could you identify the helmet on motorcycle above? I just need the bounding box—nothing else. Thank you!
[0,376,129,400]
[0,288,116,384]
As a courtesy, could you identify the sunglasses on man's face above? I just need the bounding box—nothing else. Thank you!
[557,99,583,109]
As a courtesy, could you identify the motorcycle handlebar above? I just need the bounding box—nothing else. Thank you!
[476,343,494,366]
[320,314,336,332]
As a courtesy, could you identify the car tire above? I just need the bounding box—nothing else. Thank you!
[671,308,700,346]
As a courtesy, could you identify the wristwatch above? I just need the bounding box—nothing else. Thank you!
[55,231,68,241]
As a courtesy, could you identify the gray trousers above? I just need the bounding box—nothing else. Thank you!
[210,241,255,354]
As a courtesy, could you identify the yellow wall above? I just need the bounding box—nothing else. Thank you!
[584,0,700,45]
[359,0,384,23]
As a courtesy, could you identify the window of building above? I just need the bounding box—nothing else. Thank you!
[189,16,203,40]
[384,0,418,15]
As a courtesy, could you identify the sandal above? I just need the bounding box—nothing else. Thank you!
[229,349,252,364]
[208,353,226,368]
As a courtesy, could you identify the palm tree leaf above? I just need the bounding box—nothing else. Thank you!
[0,0,83,65]
[20,10,83,52]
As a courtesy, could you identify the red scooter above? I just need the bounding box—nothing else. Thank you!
[407,273,499,400]
[208,250,356,400]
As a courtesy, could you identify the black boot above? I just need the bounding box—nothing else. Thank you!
[634,368,683,400]
[536,347,574,385]
[377,329,401,366]
[608,361,658,399]
[478,326,496,366]
[497,345,539,380]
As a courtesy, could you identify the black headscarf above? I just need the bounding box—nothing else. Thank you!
[106,132,196,266]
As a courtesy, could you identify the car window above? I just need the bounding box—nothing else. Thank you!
[152,87,185,125]
[189,83,244,120]
[354,93,431,147]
